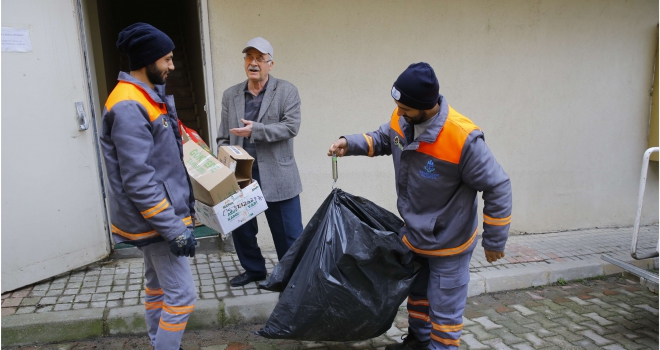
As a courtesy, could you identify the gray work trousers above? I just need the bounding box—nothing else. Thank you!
[139,241,196,350]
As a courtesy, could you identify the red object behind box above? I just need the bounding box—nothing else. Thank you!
[178,120,213,154]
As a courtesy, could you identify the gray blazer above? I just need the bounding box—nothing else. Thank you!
[216,75,303,202]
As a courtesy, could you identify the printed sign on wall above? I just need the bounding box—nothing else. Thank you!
[2,27,32,52]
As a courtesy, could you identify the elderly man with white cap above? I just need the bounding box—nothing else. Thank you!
[216,37,304,287]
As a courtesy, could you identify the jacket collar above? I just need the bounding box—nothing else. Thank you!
[404,94,448,144]
[235,75,278,96]
[117,71,166,104]
[233,75,279,123]
[258,75,278,122]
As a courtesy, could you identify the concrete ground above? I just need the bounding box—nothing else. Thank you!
[2,275,657,349]
[1,225,658,348]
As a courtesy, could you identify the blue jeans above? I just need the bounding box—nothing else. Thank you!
[231,167,303,277]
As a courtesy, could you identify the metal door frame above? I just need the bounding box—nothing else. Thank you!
[75,0,112,247]
[198,0,218,154]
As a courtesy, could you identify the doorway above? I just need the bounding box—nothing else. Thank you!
[92,0,210,144]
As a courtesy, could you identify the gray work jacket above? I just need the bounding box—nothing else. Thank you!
[216,76,303,202]
[100,72,195,246]
[344,95,512,257]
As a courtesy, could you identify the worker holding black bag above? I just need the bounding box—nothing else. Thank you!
[327,62,513,350]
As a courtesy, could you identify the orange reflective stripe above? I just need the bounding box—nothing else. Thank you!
[182,216,192,225]
[145,287,164,296]
[483,214,511,222]
[112,225,158,240]
[390,108,404,138]
[106,81,167,122]
[111,215,191,241]
[485,221,511,227]
[432,322,463,332]
[407,297,429,306]
[408,310,430,322]
[163,304,195,315]
[159,319,187,332]
[417,107,480,165]
[145,301,163,310]
[362,134,375,157]
[431,333,460,347]
[141,198,170,219]
[402,228,477,257]
[484,214,511,226]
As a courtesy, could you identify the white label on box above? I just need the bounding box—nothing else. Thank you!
[194,180,267,238]
[227,146,243,155]
[229,162,237,173]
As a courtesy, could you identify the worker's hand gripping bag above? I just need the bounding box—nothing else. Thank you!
[256,189,421,341]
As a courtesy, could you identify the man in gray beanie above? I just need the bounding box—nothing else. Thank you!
[328,62,512,350]
[100,22,196,350]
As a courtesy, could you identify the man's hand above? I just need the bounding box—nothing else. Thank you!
[230,119,253,138]
[484,249,505,263]
[327,138,348,157]
[169,230,197,257]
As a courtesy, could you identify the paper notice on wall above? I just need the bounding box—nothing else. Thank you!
[2,27,32,53]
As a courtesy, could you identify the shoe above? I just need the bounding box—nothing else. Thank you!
[385,332,430,350]
[230,272,266,287]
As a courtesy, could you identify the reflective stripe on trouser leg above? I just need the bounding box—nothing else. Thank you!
[142,246,164,346]
[144,287,164,344]
[407,259,432,341]
[141,241,197,350]
[427,241,475,350]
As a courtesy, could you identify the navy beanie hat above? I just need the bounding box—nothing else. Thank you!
[391,62,440,110]
[116,23,175,71]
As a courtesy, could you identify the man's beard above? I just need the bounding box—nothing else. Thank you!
[146,63,167,85]
[404,110,430,125]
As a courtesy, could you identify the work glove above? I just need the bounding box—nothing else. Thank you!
[169,230,197,257]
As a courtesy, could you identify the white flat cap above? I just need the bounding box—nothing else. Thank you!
[242,37,273,59]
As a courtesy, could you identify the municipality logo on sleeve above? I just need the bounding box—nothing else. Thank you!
[420,160,440,180]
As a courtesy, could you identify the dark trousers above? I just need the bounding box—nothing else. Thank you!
[231,167,303,277]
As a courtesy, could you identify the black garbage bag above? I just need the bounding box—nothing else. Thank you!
[256,188,421,341]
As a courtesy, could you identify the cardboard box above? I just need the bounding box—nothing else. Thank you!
[217,146,254,188]
[183,141,240,206]
[194,180,268,237]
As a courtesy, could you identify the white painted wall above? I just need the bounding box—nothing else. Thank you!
[207,0,658,249]
[1,0,110,292]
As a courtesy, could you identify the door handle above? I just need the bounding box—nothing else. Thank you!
[76,101,89,131]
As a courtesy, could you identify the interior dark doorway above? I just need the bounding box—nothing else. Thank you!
[94,0,210,144]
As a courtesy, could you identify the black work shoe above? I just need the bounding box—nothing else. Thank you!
[230,272,266,287]
[385,332,430,350]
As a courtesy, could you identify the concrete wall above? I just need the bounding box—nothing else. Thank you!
[207,0,658,249]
